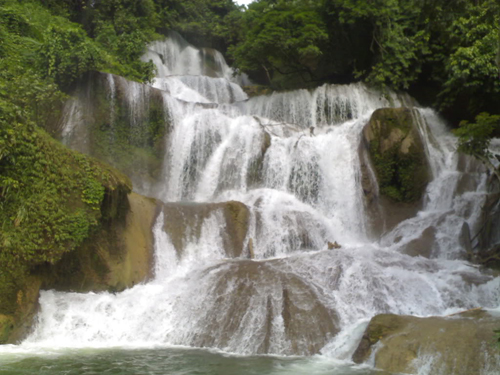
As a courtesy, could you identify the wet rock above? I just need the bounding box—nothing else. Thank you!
[401,226,436,258]
[360,108,430,235]
[0,276,42,344]
[246,131,272,188]
[353,310,500,374]
[161,200,250,258]
[186,260,339,355]
[41,192,159,293]
[328,241,342,249]
[459,222,473,259]
[56,71,169,197]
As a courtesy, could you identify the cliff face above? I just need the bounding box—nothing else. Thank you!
[55,71,170,197]
[1,192,159,344]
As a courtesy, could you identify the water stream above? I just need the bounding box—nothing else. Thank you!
[1,32,499,374]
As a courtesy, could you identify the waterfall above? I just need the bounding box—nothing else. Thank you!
[18,31,500,371]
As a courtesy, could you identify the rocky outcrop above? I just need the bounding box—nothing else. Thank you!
[353,309,500,374]
[41,192,159,292]
[185,260,339,355]
[0,276,41,344]
[161,200,250,258]
[360,108,431,235]
[1,192,159,344]
[55,71,169,196]
[246,131,272,188]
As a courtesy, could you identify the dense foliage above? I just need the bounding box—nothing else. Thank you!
[229,0,500,125]
[0,105,131,314]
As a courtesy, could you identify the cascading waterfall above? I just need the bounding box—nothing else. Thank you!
[5,32,500,374]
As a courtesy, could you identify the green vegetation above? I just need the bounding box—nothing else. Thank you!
[79,72,167,187]
[228,0,499,125]
[0,105,131,315]
[365,108,429,203]
[455,113,500,175]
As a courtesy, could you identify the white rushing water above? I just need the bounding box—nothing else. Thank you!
[5,32,500,374]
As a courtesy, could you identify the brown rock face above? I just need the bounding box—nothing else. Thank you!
[186,260,339,355]
[161,200,250,258]
[353,310,500,374]
[0,276,42,344]
[40,192,159,293]
[360,107,431,236]
[56,71,169,197]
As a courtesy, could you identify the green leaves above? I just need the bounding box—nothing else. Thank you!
[455,112,500,160]
[229,0,327,85]
[39,24,103,88]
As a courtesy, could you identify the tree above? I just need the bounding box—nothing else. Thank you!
[229,0,328,86]
[454,112,500,181]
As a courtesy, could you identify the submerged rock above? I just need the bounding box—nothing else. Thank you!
[181,260,339,355]
[352,309,500,374]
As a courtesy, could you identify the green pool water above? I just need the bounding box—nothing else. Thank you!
[0,347,386,375]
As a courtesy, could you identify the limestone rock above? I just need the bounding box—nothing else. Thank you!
[56,71,169,197]
[40,192,159,293]
[353,310,500,374]
[185,260,339,355]
[0,276,41,344]
[161,200,250,258]
[401,226,436,258]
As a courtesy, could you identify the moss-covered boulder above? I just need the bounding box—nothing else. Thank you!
[161,200,250,259]
[360,108,431,235]
[363,107,430,203]
[353,310,500,374]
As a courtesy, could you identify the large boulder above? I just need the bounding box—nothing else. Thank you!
[360,107,431,235]
[41,192,159,293]
[161,200,250,259]
[353,309,500,374]
[177,260,339,355]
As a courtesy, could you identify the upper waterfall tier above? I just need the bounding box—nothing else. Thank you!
[142,31,251,86]
[237,83,414,129]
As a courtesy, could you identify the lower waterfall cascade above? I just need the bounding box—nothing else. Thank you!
[1,32,500,375]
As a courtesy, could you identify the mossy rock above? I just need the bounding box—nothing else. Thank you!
[353,310,500,374]
[58,71,170,196]
[363,108,430,203]
[242,85,274,98]
[39,192,159,293]
[0,315,15,344]
[0,276,42,344]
